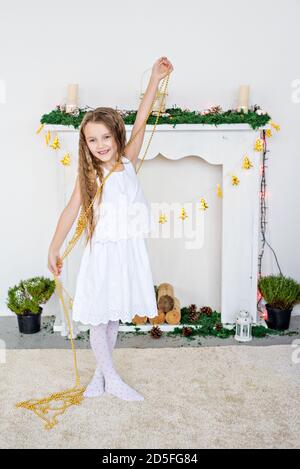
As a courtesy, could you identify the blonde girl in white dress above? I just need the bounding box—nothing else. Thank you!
[48,57,174,401]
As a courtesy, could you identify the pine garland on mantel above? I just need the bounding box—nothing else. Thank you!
[40,104,271,130]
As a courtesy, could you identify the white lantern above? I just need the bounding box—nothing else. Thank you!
[235,310,252,342]
[139,68,168,115]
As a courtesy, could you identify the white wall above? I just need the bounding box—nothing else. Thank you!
[1,0,299,317]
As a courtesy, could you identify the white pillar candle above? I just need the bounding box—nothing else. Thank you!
[237,85,250,113]
[66,84,78,113]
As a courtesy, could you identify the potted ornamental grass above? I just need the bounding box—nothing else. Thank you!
[258,274,300,330]
[6,276,56,334]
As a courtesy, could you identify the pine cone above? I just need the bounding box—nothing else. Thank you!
[188,303,197,313]
[200,306,213,316]
[150,325,163,339]
[215,323,222,331]
[189,311,199,322]
[182,326,193,337]
[209,105,222,114]
[188,304,199,322]
[253,104,261,112]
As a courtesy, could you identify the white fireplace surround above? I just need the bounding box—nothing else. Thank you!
[46,124,264,335]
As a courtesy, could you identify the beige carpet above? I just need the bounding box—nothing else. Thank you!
[1,345,300,449]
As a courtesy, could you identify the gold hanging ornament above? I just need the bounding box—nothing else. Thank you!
[18,73,171,430]
[36,123,45,134]
[265,129,272,138]
[200,198,209,211]
[217,183,223,198]
[269,121,280,131]
[242,156,253,170]
[45,130,51,146]
[232,175,240,186]
[60,152,71,166]
[159,213,167,224]
[254,138,264,152]
[179,207,188,220]
[50,135,60,150]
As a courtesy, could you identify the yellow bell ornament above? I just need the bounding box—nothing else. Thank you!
[217,183,223,198]
[254,138,264,152]
[50,135,60,150]
[60,153,71,166]
[159,213,167,224]
[200,198,209,211]
[232,175,240,186]
[242,156,253,170]
[179,207,188,220]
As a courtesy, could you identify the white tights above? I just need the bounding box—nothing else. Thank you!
[83,320,144,401]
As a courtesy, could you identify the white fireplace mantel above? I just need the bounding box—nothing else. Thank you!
[45,123,265,335]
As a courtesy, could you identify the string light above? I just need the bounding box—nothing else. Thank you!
[257,128,283,317]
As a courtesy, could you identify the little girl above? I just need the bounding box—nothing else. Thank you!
[48,57,174,402]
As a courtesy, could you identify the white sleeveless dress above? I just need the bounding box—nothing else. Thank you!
[72,156,158,326]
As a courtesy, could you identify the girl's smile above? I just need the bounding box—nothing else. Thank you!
[84,121,118,163]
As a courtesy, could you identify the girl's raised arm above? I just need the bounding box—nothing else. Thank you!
[124,56,173,169]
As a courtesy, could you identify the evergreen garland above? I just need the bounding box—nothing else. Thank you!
[123,307,297,339]
[40,106,271,130]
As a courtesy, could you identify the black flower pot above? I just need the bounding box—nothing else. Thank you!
[17,307,42,334]
[265,304,292,331]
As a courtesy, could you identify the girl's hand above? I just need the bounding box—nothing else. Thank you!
[151,56,174,81]
[48,248,63,277]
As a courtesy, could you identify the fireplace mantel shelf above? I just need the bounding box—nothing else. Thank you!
[45,123,266,133]
[46,123,265,165]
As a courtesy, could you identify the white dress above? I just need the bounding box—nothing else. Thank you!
[72,156,158,326]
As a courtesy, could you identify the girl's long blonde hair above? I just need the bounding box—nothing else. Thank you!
[78,107,127,247]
